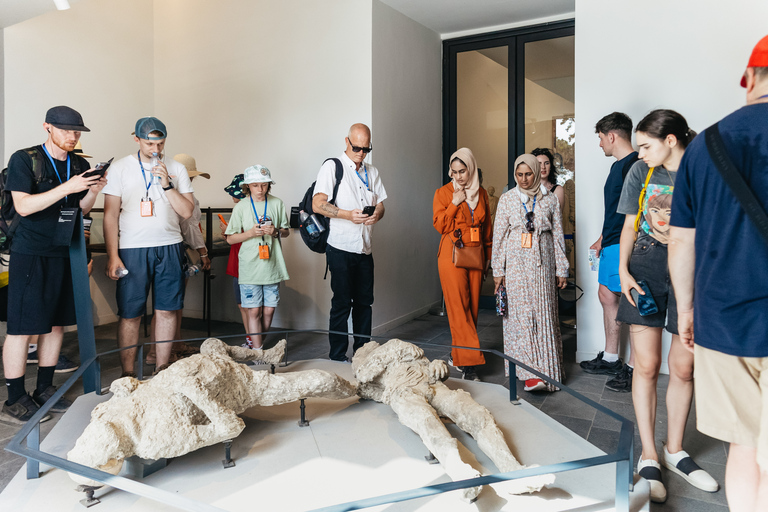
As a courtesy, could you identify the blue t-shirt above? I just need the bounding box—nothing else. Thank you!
[670,103,768,357]
[601,152,639,248]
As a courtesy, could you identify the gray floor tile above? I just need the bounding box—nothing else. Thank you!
[549,414,592,440]
[653,491,729,512]
[539,390,600,422]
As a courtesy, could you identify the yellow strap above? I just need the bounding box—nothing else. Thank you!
[634,167,654,232]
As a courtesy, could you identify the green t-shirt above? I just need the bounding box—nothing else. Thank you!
[225,194,290,285]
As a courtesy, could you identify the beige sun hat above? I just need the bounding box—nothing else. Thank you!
[73,141,92,159]
[173,153,210,179]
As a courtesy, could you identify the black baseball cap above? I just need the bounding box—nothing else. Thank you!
[45,106,90,132]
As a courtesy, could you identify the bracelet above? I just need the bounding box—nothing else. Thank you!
[200,253,209,258]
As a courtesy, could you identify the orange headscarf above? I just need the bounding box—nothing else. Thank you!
[449,148,481,210]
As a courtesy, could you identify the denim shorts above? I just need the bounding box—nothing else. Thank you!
[117,243,185,318]
[240,283,280,308]
[616,238,678,333]
[598,243,621,293]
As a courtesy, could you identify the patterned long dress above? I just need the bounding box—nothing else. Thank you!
[491,188,569,390]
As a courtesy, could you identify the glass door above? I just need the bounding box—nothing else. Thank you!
[444,21,574,307]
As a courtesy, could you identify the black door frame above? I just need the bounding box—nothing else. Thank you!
[442,20,575,188]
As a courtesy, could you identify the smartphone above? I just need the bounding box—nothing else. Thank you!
[83,157,113,178]
[362,205,376,216]
[630,280,659,316]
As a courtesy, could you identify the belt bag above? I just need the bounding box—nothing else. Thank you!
[452,244,484,270]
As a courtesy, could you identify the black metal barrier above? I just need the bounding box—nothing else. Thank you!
[6,329,634,512]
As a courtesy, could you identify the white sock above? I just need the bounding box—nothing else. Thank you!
[603,352,619,363]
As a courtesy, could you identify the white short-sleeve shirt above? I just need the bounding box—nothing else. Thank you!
[102,154,194,249]
[313,152,387,255]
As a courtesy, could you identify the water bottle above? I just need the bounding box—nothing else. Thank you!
[185,265,200,278]
[151,152,160,185]
[588,248,599,272]
[115,267,129,278]
[299,211,324,238]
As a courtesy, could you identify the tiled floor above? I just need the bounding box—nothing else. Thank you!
[0,310,729,510]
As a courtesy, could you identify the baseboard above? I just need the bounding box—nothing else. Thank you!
[371,301,441,336]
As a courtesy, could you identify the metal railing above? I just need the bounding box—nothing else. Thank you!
[6,329,634,512]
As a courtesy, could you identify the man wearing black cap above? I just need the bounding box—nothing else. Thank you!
[102,117,194,379]
[1,106,105,424]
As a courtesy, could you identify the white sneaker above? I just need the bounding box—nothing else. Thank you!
[662,445,719,492]
[637,458,667,503]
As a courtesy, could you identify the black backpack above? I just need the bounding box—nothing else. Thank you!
[298,158,343,254]
[0,148,46,256]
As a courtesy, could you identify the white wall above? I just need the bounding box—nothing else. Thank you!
[2,0,443,336]
[574,0,768,372]
[371,0,443,332]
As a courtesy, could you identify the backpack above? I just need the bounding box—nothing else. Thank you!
[0,148,46,256]
[298,158,344,254]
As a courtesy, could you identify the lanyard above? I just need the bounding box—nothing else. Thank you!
[137,151,154,196]
[356,165,369,190]
[521,195,536,214]
[42,144,71,202]
[468,204,474,224]
[759,94,768,100]
[250,194,268,224]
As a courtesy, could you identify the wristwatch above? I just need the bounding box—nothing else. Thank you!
[162,182,174,191]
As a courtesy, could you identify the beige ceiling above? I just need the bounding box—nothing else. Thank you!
[1,0,574,33]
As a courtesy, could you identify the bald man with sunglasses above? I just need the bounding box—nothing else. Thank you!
[312,123,387,362]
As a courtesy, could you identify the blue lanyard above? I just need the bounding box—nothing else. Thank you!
[759,94,768,100]
[42,144,71,202]
[137,151,154,196]
[521,195,536,214]
[249,194,268,224]
[356,165,369,190]
[468,204,474,224]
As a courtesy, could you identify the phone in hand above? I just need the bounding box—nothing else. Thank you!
[362,205,376,216]
[218,213,228,226]
[83,157,114,178]
[630,280,659,316]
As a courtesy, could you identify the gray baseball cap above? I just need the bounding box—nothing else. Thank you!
[134,117,167,140]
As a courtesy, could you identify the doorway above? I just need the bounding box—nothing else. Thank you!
[443,20,575,306]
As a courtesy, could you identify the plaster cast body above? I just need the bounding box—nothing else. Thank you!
[352,339,554,501]
[68,338,356,484]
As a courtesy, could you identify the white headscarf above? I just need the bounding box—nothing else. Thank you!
[449,148,481,210]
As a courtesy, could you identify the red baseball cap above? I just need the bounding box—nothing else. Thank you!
[741,34,768,87]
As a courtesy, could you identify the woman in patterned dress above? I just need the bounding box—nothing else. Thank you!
[491,154,568,392]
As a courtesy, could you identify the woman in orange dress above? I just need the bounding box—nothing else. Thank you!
[432,148,492,381]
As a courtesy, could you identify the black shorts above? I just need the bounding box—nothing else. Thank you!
[7,253,77,335]
[616,238,678,334]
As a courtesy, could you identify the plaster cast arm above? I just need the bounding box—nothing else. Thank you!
[352,340,425,383]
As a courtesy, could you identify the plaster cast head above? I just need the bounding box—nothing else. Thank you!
[67,419,127,487]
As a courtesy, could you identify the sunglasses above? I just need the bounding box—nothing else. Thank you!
[454,228,464,248]
[348,138,373,154]
[525,211,535,233]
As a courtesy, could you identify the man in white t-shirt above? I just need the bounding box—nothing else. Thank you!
[312,123,387,362]
[103,117,194,378]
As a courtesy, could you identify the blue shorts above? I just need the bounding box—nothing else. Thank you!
[240,283,280,308]
[598,243,621,293]
[117,243,185,318]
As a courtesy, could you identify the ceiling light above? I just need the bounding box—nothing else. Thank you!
[53,0,71,10]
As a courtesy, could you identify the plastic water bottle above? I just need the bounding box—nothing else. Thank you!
[151,152,160,185]
[185,265,200,278]
[115,267,129,278]
[299,211,324,238]
[588,248,599,272]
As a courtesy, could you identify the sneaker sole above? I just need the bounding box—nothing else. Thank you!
[0,411,52,425]
[661,459,719,493]
[582,367,623,375]
[54,367,79,374]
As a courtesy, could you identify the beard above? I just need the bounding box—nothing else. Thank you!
[52,132,77,152]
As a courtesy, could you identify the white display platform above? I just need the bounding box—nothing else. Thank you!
[0,360,649,511]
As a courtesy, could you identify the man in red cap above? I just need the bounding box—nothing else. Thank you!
[669,34,768,511]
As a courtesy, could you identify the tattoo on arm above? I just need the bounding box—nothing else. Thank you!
[321,202,339,217]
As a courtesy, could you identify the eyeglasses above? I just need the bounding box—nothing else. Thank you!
[348,138,373,154]
[454,229,464,248]
[525,211,535,233]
